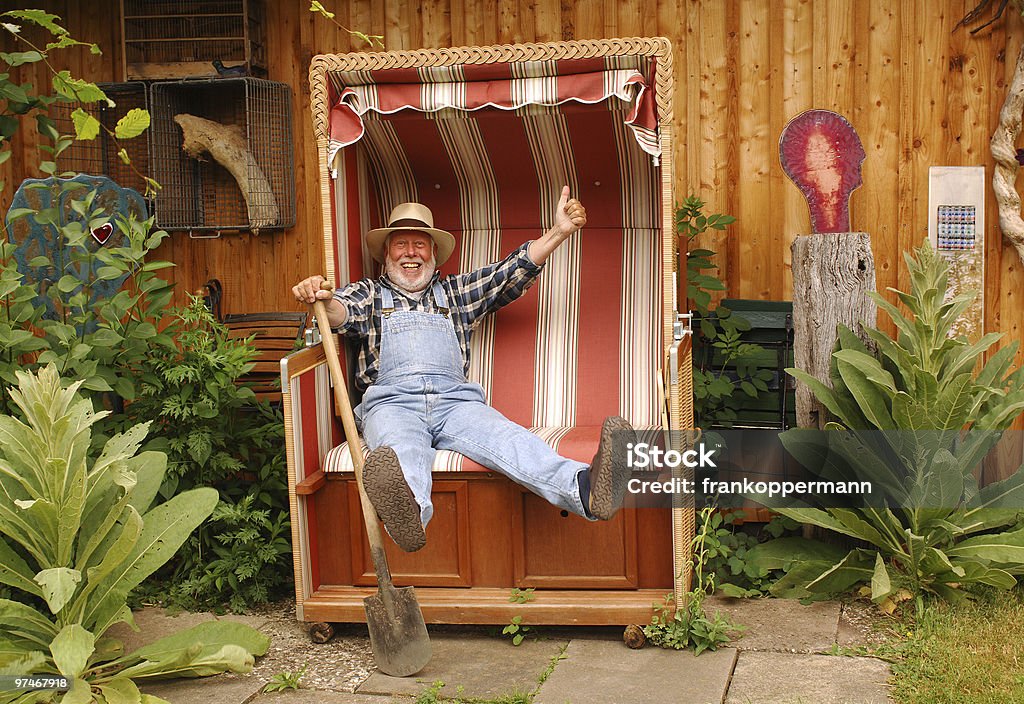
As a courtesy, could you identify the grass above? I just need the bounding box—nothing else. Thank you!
[413,680,531,704]
[887,587,1024,704]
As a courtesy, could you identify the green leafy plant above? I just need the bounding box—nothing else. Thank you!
[0,365,269,703]
[125,299,292,612]
[643,506,743,654]
[263,664,307,693]
[508,587,535,604]
[0,203,174,418]
[1,10,168,418]
[702,511,799,598]
[767,241,1024,610]
[309,1,384,49]
[501,615,531,646]
[680,196,773,427]
[0,9,157,195]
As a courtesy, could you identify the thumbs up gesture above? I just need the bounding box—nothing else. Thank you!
[553,185,587,238]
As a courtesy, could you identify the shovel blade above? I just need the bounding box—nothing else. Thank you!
[364,585,431,677]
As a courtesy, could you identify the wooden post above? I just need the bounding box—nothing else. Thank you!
[791,232,876,429]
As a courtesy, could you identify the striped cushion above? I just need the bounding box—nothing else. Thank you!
[322,425,666,473]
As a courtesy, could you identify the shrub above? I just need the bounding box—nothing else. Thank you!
[0,365,268,703]
[125,299,292,612]
[764,242,1024,610]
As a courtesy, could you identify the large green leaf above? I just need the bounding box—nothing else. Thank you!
[948,559,1017,589]
[771,507,881,544]
[77,452,162,572]
[947,527,1024,565]
[50,624,94,679]
[0,648,45,676]
[0,538,42,597]
[33,567,81,615]
[944,333,1002,379]
[805,549,876,594]
[119,644,254,680]
[96,677,142,704]
[0,600,58,649]
[124,452,166,516]
[123,621,269,664]
[786,368,853,426]
[835,357,894,429]
[60,678,93,704]
[930,373,974,430]
[870,553,893,602]
[833,349,898,396]
[84,423,151,518]
[57,455,86,567]
[69,508,142,622]
[84,488,218,634]
[745,537,847,572]
[827,509,896,551]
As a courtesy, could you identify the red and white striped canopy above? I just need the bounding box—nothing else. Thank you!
[326,56,661,170]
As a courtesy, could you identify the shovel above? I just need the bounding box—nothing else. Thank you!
[311,284,431,677]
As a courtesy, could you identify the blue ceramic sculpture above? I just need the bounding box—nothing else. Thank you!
[4,174,148,319]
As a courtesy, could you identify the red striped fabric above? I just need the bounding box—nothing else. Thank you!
[327,58,660,172]
[323,57,665,475]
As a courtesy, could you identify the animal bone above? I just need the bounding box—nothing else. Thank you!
[174,113,279,234]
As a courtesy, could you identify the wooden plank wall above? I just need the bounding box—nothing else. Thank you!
[3,3,1024,394]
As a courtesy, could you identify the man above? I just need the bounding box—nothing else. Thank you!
[293,187,634,552]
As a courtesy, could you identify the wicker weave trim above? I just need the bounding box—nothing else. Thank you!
[309,37,674,143]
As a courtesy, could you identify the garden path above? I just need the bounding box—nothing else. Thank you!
[113,597,893,703]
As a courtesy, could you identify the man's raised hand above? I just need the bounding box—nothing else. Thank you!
[554,185,587,237]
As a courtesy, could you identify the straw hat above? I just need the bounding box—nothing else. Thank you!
[365,202,456,266]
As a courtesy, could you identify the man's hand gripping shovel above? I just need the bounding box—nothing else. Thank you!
[311,282,431,677]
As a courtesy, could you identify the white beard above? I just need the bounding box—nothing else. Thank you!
[385,254,436,295]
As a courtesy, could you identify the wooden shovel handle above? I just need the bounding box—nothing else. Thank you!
[311,282,393,587]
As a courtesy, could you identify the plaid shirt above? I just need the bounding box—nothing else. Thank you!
[334,242,544,391]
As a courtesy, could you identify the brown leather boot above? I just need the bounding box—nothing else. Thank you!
[588,416,635,520]
[362,447,426,552]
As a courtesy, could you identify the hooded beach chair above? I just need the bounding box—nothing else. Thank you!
[282,38,694,627]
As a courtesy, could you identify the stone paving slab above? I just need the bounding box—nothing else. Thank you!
[357,634,568,701]
[724,651,892,704]
[254,692,408,704]
[707,596,841,652]
[533,639,737,704]
[140,673,266,704]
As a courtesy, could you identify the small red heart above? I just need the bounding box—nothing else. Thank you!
[91,222,113,245]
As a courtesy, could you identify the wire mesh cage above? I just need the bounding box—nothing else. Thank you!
[149,77,295,234]
[120,0,266,80]
[48,82,152,205]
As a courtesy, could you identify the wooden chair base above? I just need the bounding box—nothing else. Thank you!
[299,586,669,626]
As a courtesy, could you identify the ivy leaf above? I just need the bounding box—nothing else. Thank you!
[71,108,100,141]
[114,108,150,139]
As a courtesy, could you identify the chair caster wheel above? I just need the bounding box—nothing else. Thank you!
[623,624,646,649]
[310,621,335,643]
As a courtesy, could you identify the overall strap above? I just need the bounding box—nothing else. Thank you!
[431,281,450,316]
[380,284,395,316]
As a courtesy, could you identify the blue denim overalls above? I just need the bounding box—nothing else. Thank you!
[356,282,589,526]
